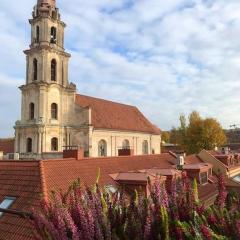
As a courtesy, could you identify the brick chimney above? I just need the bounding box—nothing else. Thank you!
[63,146,84,160]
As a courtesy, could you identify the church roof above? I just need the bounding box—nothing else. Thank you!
[75,94,161,135]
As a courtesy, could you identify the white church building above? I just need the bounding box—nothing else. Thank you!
[14,0,162,159]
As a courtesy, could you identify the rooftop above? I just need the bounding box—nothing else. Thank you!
[76,94,161,135]
[0,152,219,239]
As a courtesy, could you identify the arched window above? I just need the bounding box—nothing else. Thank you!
[36,26,40,43]
[33,58,38,81]
[50,27,57,43]
[51,103,58,119]
[98,140,107,157]
[122,139,130,149]
[51,138,58,151]
[29,103,35,120]
[142,140,149,155]
[27,138,32,153]
[51,59,57,81]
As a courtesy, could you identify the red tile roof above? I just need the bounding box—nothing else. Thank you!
[0,153,175,239]
[75,94,161,134]
[0,161,41,240]
[0,138,15,155]
[0,153,218,239]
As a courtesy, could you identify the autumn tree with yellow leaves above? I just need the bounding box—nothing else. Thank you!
[170,111,226,154]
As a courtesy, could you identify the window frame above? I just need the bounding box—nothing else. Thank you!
[50,27,57,44]
[51,59,57,81]
[27,138,33,153]
[142,140,149,155]
[199,171,208,185]
[98,140,107,157]
[0,197,16,218]
[33,58,38,81]
[51,137,58,151]
[51,103,58,120]
[29,102,35,120]
[122,139,130,149]
[36,25,40,43]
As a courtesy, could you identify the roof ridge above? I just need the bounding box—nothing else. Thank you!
[77,94,137,108]
[39,161,48,201]
[40,153,171,163]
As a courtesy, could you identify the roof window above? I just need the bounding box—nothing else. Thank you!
[0,197,16,217]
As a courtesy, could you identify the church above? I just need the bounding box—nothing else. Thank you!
[14,0,162,159]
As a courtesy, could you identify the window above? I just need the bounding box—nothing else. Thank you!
[122,139,130,149]
[33,58,38,81]
[27,138,32,153]
[200,172,208,185]
[51,138,58,151]
[0,197,16,218]
[98,140,107,157]
[51,59,57,81]
[36,26,40,43]
[29,103,35,120]
[51,103,58,119]
[142,140,149,155]
[50,27,57,43]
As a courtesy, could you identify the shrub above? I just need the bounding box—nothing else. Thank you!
[31,175,240,240]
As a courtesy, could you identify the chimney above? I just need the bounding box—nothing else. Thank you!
[118,148,134,156]
[63,146,84,160]
[222,147,230,155]
[176,154,185,170]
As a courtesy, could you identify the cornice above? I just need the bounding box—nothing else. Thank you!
[24,46,71,58]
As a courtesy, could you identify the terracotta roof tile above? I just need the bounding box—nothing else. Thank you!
[0,138,15,155]
[0,153,219,238]
[0,161,41,239]
[75,94,161,134]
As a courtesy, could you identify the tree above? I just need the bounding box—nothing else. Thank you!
[161,131,170,143]
[172,111,226,154]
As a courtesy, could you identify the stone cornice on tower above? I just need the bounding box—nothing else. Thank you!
[24,46,71,58]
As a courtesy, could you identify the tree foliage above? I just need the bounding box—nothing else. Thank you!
[170,111,226,154]
[161,131,170,143]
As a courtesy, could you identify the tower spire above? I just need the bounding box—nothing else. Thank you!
[37,0,56,7]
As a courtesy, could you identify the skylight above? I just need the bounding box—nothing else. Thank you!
[0,197,16,217]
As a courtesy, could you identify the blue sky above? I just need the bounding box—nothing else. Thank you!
[1,0,240,137]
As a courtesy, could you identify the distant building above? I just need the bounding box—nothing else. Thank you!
[14,0,161,159]
[225,128,240,144]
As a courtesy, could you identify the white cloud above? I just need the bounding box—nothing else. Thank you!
[0,0,240,137]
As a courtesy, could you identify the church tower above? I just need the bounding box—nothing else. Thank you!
[14,0,77,159]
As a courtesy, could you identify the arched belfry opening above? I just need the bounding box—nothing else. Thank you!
[51,59,57,81]
[50,27,57,44]
[33,58,38,81]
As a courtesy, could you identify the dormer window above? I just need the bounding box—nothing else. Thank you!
[199,172,208,185]
[50,27,57,44]
[0,197,16,218]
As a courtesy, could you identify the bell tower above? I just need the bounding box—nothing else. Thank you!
[14,0,76,159]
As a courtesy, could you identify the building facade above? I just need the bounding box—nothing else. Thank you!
[14,0,161,159]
